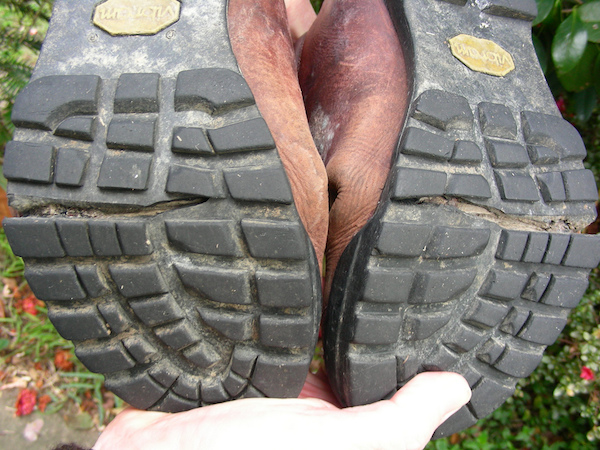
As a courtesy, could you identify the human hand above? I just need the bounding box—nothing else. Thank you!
[93,371,471,450]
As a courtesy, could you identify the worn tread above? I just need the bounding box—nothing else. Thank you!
[324,0,599,439]
[4,0,320,414]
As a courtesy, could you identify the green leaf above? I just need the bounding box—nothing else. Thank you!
[534,0,556,25]
[579,2,600,23]
[533,34,548,73]
[580,1,600,42]
[583,23,600,42]
[573,87,598,122]
[557,43,599,91]
[0,338,10,351]
[552,11,589,73]
[595,55,600,95]
[310,0,322,12]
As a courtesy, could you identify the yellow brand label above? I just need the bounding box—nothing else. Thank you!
[93,0,180,36]
[449,34,515,77]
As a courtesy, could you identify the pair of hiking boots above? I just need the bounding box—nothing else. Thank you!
[4,0,600,438]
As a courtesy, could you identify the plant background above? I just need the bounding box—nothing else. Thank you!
[0,0,599,447]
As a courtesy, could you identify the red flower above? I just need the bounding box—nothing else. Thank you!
[15,388,37,416]
[21,296,39,315]
[581,366,595,381]
[15,295,42,316]
[54,349,74,372]
[37,395,51,413]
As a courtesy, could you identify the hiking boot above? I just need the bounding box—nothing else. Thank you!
[301,0,600,437]
[3,0,327,412]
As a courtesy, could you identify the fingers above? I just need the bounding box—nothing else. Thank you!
[94,372,470,450]
[318,372,471,450]
[388,372,472,442]
[93,408,166,450]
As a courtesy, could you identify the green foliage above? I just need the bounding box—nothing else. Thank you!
[547,281,600,442]
[0,0,598,442]
[0,228,24,277]
[428,272,600,449]
[0,295,111,423]
[534,0,600,122]
[56,371,109,423]
[582,111,600,185]
[1,0,51,22]
[0,1,52,148]
[0,300,69,363]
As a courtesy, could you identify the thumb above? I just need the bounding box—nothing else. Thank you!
[388,372,472,448]
[326,371,471,450]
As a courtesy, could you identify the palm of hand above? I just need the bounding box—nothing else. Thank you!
[93,371,470,450]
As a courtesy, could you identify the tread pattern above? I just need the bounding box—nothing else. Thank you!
[174,68,255,115]
[5,209,319,409]
[3,71,277,207]
[5,47,320,411]
[11,75,101,130]
[326,0,599,440]
[331,206,599,430]
[396,94,596,213]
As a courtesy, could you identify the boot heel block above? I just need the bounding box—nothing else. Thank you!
[327,202,600,436]
[325,0,600,438]
[4,0,321,411]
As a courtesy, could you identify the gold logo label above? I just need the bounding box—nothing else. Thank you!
[93,0,180,36]
[449,34,515,77]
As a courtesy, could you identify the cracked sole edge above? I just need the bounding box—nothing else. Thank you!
[3,0,321,411]
[324,0,600,438]
[325,202,600,436]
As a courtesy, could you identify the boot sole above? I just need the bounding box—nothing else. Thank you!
[3,0,320,411]
[324,0,600,437]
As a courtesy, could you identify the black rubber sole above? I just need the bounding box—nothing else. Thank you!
[3,0,321,411]
[324,0,600,438]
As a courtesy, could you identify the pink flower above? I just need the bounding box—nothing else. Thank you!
[15,388,37,416]
[21,295,39,315]
[581,366,595,381]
